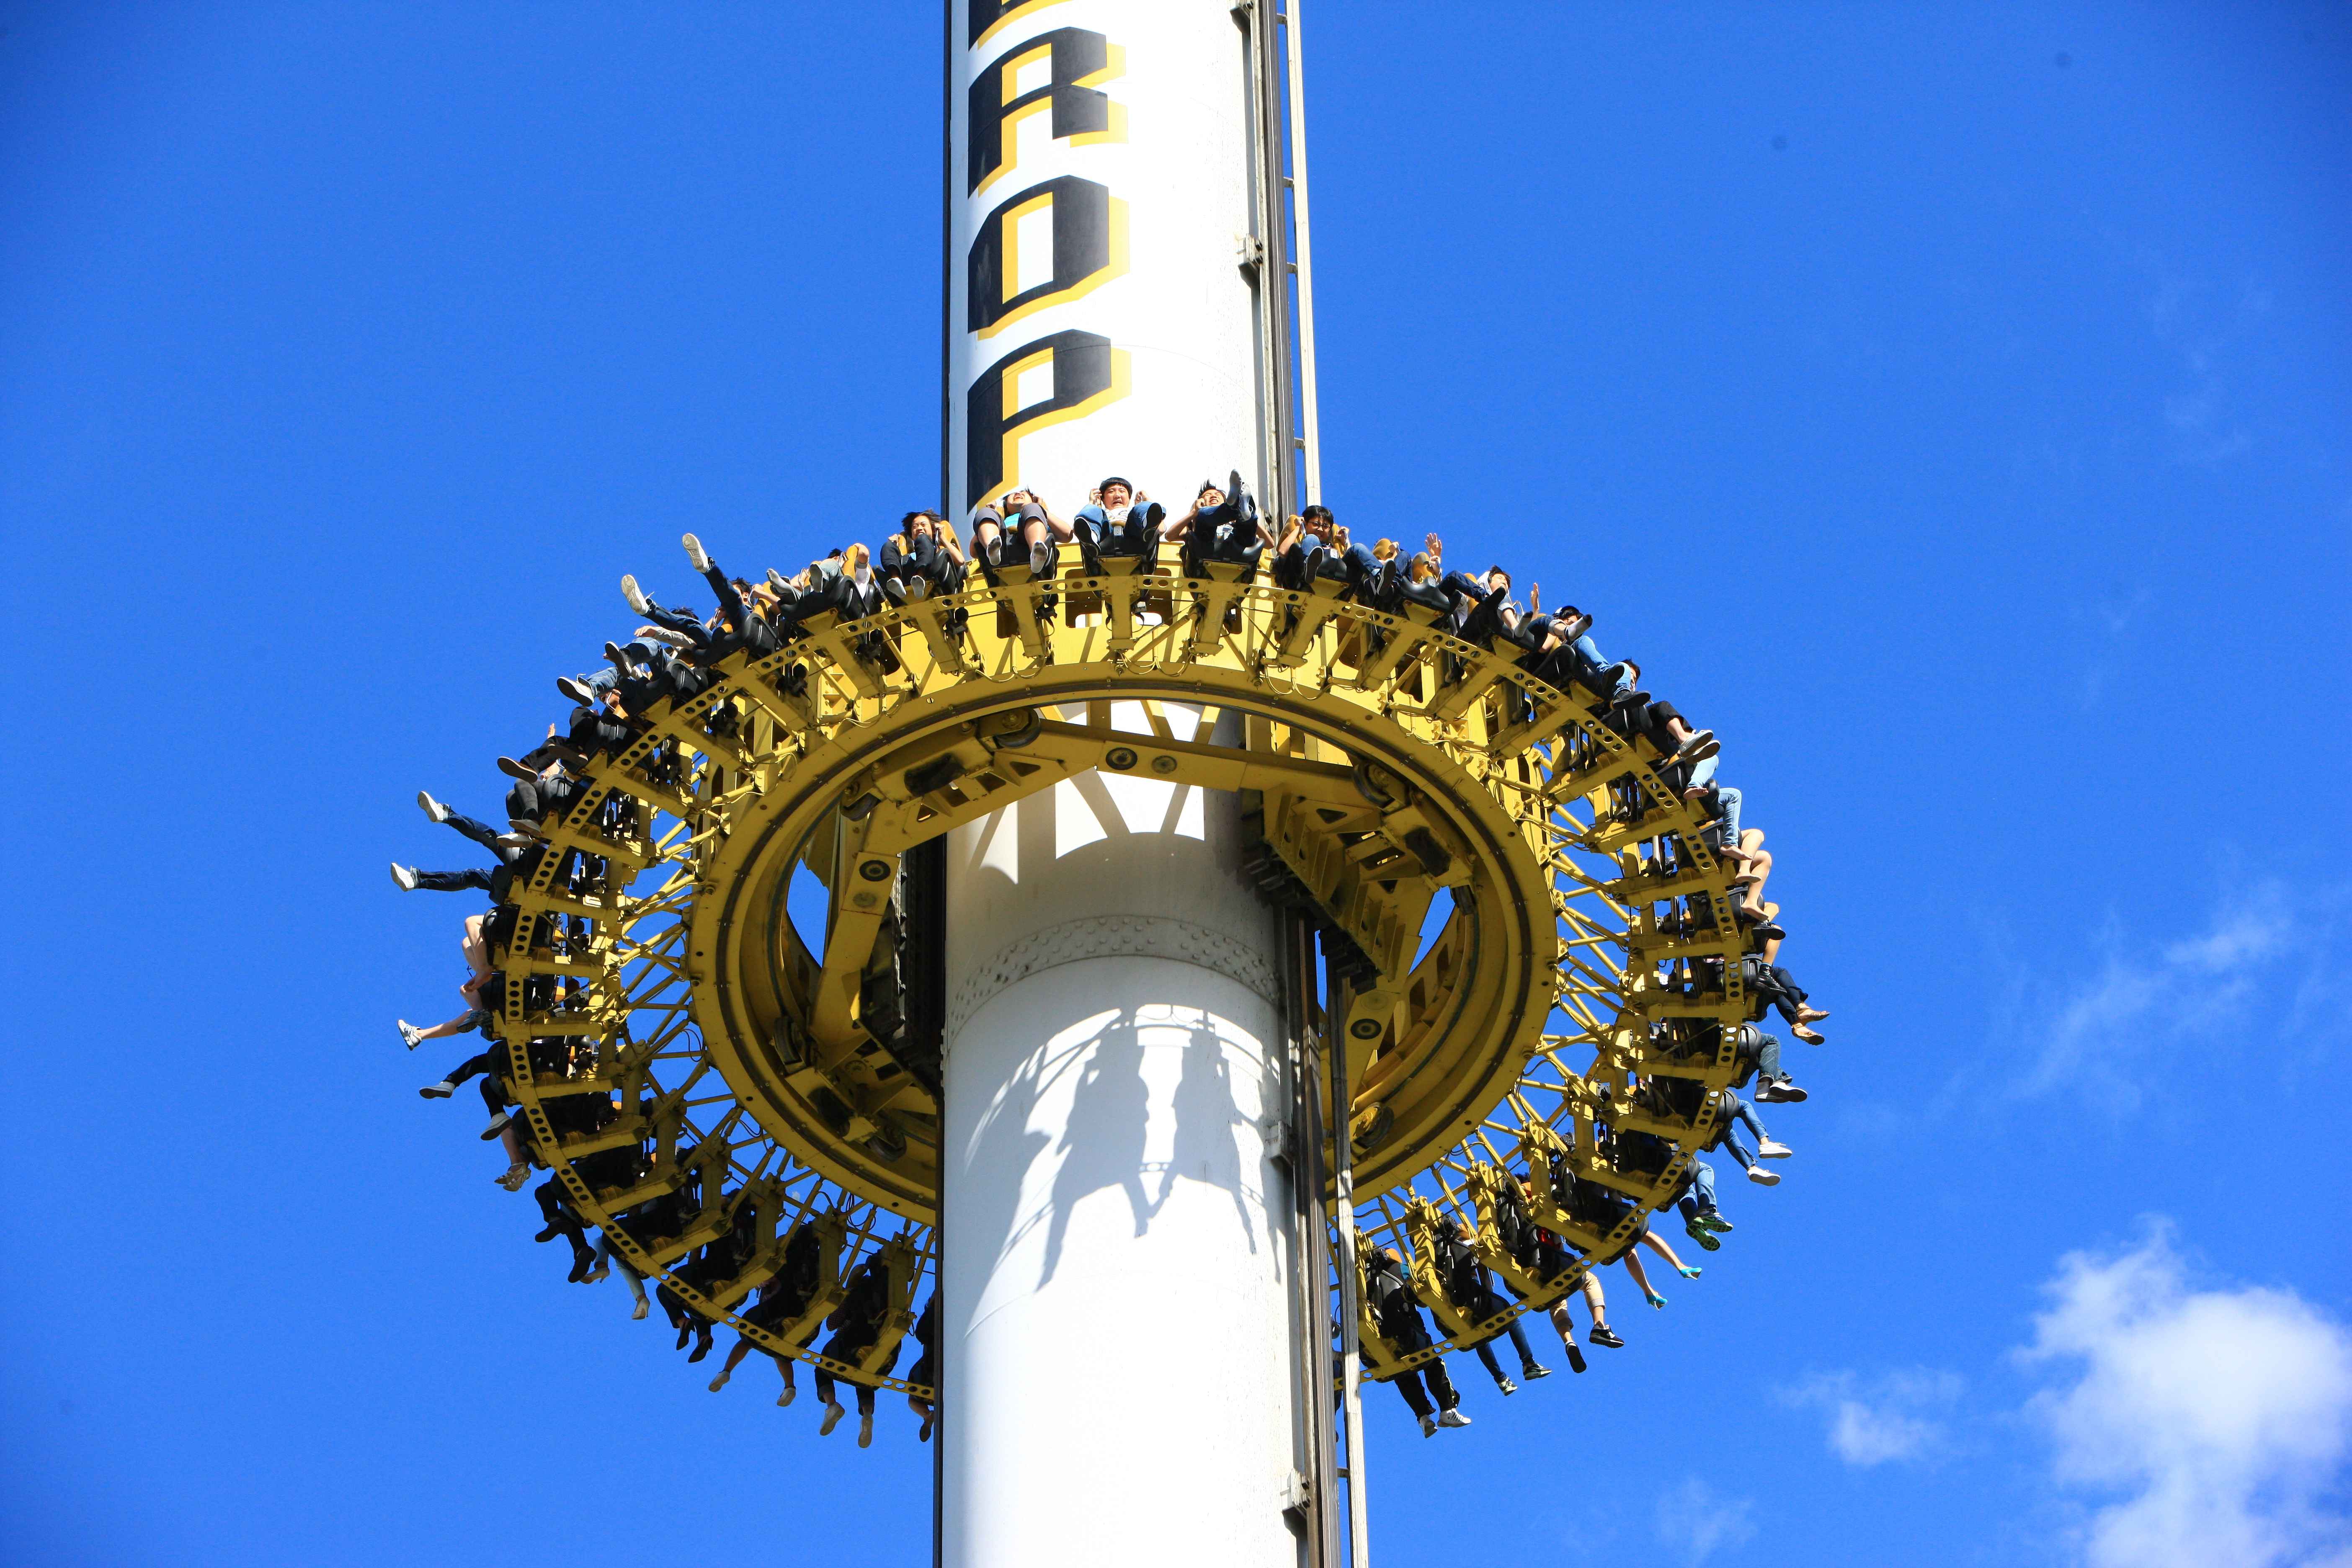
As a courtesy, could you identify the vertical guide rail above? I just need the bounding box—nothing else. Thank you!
[933,14,952,1564]
[1283,913,1342,1568]
[1325,965,1371,1568]
[1280,0,1324,505]
[1244,0,1300,513]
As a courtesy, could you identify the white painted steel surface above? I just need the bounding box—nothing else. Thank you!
[947,0,1263,520]
[943,5,1303,1558]
[941,706,1296,1568]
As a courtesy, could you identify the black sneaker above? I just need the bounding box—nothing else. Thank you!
[1589,1325,1625,1349]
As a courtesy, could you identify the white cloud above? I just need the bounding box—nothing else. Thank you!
[1653,1478,1756,1566]
[2022,1224,2352,1568]
[2135,258,2264,465]
[1782,1368,1963,1466]
[2075,585,2153,709]
[2015,875,2341,1103]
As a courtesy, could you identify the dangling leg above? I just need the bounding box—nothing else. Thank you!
[709,1336,755,1392]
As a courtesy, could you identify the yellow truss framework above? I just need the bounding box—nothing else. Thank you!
[489,555,1755,1400]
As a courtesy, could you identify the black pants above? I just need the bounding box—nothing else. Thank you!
[534,1179,589,1250]
[1378,1308,1457,1418]
[508,773,584,827]
[1756,964,1807,1025]
[442,1051,506,1114]
[816,1334,895,1413]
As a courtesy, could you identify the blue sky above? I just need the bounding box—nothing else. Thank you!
[3,4,2348,1565]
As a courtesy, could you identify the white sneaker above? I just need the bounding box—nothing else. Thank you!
[390,863,418,891]
[857,1413,874,1448]
[1758,1139,1794,1159]
[417,791,451,823]
[1437,1408,1472,1429]
[398,1020,424,1050]
[418,1078,453,1096]
[707,1373,729,1393]
[1747,1164,1781,1185]
[819,1401,846,1436]
[622,573,650,614]
[631,1297,650,1320]
[776,1383,796,1406]
[1498,1377,1518,1395]
[1030,539,1054,576]
[683,533,711,573]
[1418,1413,1438,1438]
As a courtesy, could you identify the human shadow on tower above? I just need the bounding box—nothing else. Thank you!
[1037,1015,1151,1289]
[1154,1014,1259,1257]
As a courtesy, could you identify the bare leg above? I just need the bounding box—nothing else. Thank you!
[1622,1248,1663,1307]
[1638,1228,1691,1277]
[709,1338,754,1391]
[1736,836,1774,910]
[776,1357,798,1406]
[409,1009,476,1042]
[495,1123,529,1189]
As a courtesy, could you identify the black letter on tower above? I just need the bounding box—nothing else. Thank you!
[967,176,1114,337]
[965,329,1122,513]
[968,27,1117,196]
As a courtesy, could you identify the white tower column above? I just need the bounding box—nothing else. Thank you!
[939,5,1300,1559]
[941,712,1296,1567]
[945,0,1265,518]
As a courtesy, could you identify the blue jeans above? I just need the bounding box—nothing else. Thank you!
[1713,785,1743,846]
[588,638,664,692]
[1473,1320,1541,1385]
[1676,1158,1719,1223]
[1568,634,1633,693]
[1717,1092,1767,1169]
